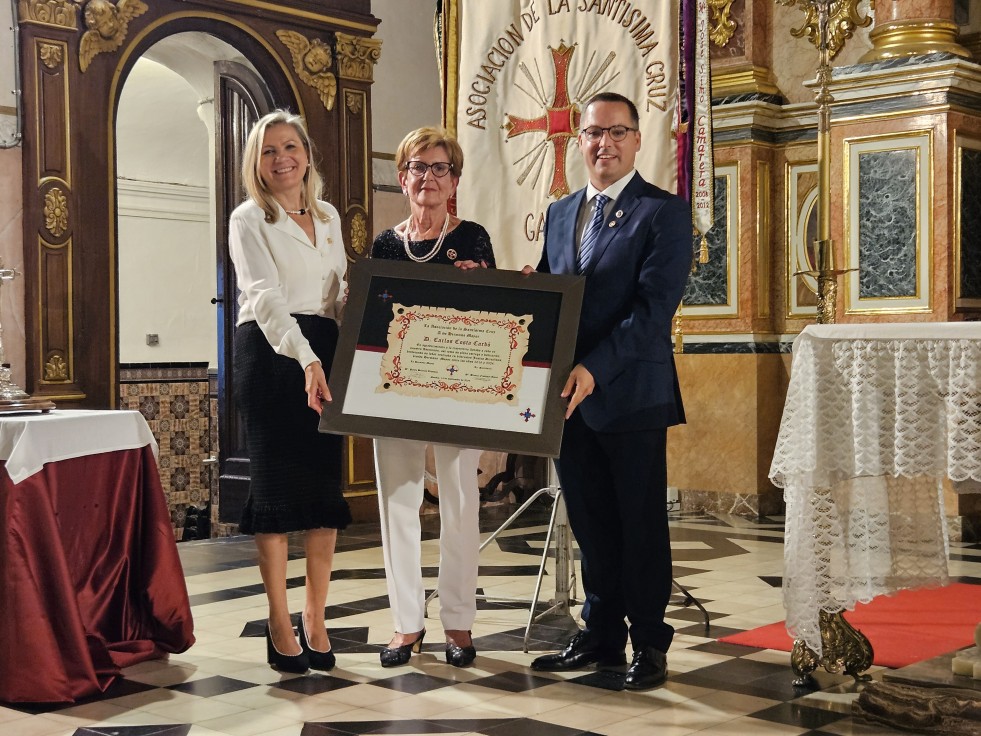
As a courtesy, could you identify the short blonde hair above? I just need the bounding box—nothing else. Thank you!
[241,110,329,223]
[395,127,464,176]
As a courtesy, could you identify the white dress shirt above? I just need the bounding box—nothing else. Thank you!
[576,169,638,244]
[228,199,347,369]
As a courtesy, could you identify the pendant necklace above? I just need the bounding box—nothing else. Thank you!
[401,211,450,263]
[285,207,306,215]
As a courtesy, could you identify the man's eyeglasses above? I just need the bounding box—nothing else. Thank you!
[579,125,638,142]
[404,161,454,177]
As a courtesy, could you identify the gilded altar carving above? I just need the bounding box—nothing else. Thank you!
[707,0,737,47]
[345,90,363,114]
[44,353,68,382]
[276,30,337,111]
[777,0,870,60]
[39,42,64,68]
[335,32,382,82]
[350,211,367,255]
[17,0,79,29]
[43,187,69,237]
[78,0,148,72]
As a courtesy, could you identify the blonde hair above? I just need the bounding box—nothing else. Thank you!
[241,109,329,223]
[395,126,464,176]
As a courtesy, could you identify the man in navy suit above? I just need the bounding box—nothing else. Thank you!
[526,92,691,690]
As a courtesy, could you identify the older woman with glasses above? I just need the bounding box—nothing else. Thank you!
[371,126,495,668]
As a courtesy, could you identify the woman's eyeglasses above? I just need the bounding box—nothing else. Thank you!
[579,125,638,142]
[404,161,453,177]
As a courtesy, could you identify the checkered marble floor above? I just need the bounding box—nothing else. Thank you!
[3,502,981,736]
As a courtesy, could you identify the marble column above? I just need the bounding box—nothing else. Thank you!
[860,0,970,61]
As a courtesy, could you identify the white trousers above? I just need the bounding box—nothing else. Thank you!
[374,438,482,633]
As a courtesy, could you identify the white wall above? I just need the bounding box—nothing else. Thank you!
[370,0,443,236]
[116,58,216,365]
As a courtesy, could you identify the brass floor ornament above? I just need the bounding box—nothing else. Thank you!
[792,609,874,686]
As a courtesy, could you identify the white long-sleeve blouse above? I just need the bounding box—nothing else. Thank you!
[228,199,347,369]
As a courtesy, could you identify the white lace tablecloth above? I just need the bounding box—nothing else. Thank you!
[0,409,158,483]
[770,323,981,656]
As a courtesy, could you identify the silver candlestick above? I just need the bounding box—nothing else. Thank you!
[0,259,54,412]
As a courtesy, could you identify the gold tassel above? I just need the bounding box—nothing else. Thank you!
[699,235,709,264]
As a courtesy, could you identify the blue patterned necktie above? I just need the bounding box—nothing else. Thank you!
[576,193,609,274]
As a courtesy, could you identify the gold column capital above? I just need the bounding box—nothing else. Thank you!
[335,32,382,82]
[859,19,972,62]
[17,0,80,29]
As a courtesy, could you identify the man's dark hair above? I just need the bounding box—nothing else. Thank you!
[582,92,639,127]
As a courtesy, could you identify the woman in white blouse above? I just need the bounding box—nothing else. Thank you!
[228,110,350,674]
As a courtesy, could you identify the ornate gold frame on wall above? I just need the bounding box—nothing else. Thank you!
[681,163,741,319]
[953,132,981,310]
[843,130,934,315]
[785,161,820,319]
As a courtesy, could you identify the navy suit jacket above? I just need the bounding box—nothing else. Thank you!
[539,172,690,432]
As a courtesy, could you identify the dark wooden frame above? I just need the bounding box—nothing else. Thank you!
[320,259,584,457]
[18,0,379,408]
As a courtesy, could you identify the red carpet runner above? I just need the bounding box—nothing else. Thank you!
[718,583,981,668]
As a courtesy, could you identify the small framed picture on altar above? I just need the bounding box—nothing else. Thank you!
[319,258,584,457]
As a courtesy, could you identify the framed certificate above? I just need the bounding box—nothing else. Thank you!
[319,258,584,457]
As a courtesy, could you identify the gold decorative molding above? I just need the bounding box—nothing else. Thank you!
[276,30,337,111]
[335,32,382,82]
[707,0,737,47]
[44,353,68,382]
[711,64,781,97]
[39,42,64,68]
[859,20,971,63]
[349,211,368,255]
[777,0,871,60]
[344,90,363,114]
[43,187,69,237]
[78,0,148,73]
[17,0,79,29]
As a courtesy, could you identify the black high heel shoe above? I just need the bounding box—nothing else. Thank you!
[298,617,336,671]
[445,631,476,668]
[265,624,309,674]
[379,630,426,668]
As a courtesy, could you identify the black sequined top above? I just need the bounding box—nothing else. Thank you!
[370,219,496,268]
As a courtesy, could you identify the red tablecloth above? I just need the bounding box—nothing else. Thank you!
[0,445,195,703]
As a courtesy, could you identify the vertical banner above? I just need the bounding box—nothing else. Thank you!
[444,0,680,270]
[691,0,715,263]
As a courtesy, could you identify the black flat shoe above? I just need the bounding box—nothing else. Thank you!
[298,617,336,672]
[379,630,425,668]
[265,624,309,674]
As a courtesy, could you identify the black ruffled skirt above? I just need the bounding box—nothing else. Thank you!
[233,315,351,534]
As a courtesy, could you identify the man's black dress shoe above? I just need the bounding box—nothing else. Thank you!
[530,631,626,672]
[623,646,667,690]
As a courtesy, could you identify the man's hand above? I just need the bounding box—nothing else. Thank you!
[304,360,332,415]
[561,363,594,419]
[520,264,536,275]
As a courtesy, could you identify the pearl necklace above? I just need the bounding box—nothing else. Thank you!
[401,212,450,263]
[285,207,306,215]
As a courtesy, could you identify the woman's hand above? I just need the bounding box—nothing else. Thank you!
[304,360,332,415]
[453,259,488,270]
